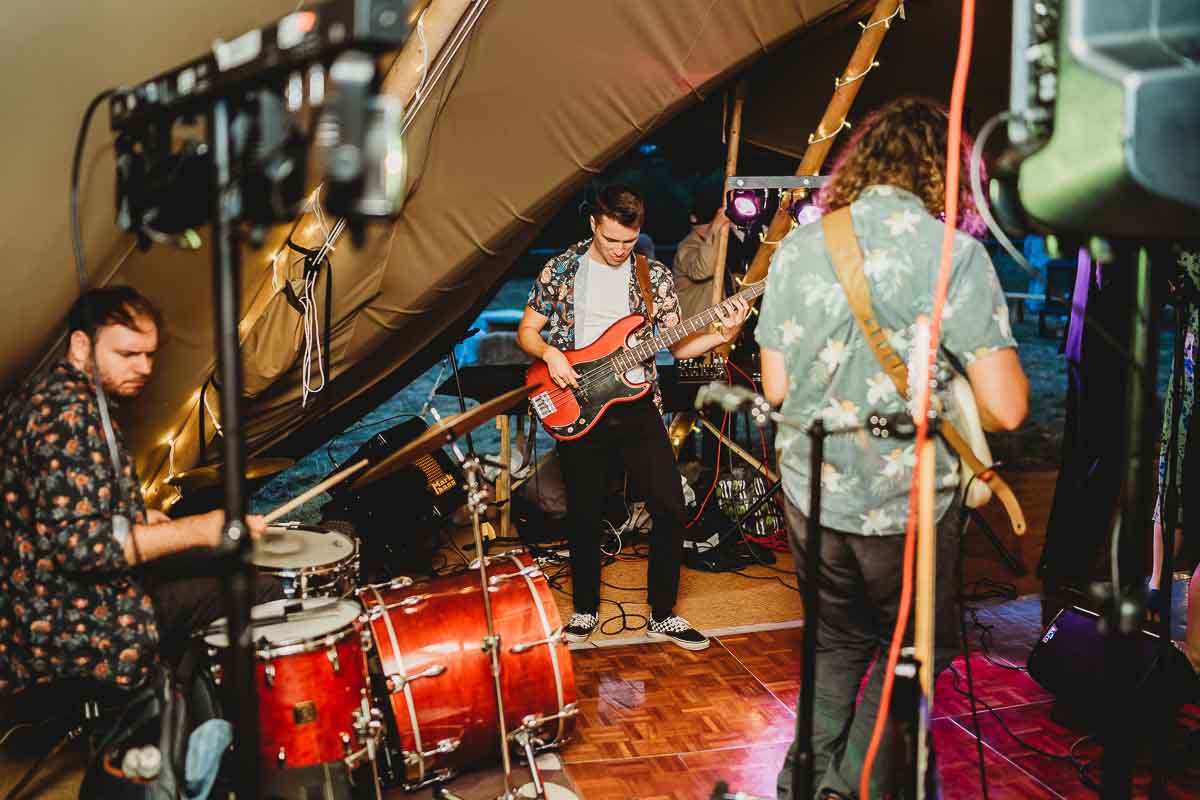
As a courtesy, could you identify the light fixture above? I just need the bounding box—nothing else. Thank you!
[725,189,765,227]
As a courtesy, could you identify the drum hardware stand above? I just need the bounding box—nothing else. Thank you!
[460,453,518,799]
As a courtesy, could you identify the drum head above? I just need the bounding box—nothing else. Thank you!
[253,527,355,569]
[204,598,362,649]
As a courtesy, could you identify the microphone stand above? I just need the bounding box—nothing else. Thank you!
[792,417,826,800]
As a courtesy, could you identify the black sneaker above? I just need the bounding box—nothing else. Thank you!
[647,615,710,651]
[562,612,598,643]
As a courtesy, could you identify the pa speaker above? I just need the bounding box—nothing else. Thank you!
[1028,606,1197,725]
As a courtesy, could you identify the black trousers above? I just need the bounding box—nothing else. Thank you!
[139,550,284,670]
[556,398,687,620]
[776,499,962,800]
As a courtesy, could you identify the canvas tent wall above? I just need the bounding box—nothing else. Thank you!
[0,0,861,507]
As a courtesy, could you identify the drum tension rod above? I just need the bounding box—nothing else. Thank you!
[386,663,446,692]
[507,704,580,738]
[510,630,563,654]
[488,566,542,587]
[404,738,461,765]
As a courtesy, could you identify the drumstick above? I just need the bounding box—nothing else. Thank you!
[263,459,369,524]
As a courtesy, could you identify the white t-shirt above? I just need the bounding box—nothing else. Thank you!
[578,256,631,347]
[577,256,645,383]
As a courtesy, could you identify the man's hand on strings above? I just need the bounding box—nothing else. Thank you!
[544,347,580,389]
[714,295,751,343]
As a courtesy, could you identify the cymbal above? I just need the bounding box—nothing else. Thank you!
[166,457,295,494]
[351,385,529,491]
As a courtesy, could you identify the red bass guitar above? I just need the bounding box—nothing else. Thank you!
[526,280,766,440]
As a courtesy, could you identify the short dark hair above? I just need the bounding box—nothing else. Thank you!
[589,184,645,229]
[67,286,163,339]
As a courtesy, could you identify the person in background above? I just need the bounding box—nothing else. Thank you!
[757,97,1028,799]
[673,197,731,320]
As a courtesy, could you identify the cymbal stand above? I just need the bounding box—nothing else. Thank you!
[460,452,519,800]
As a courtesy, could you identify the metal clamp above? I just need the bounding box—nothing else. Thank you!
[327,646,341,673]
[386,663,446,693]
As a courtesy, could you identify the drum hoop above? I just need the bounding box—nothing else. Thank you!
[215,612,367,660]
[367,584,428,783]
[504,552,568,744]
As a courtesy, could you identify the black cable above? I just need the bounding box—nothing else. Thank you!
[70,88,142,564]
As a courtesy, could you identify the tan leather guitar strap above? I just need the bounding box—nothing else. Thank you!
[634,254,655,320]
[821,207,1026,535]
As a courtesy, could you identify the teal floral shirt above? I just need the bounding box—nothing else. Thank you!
[756,185,1017,536]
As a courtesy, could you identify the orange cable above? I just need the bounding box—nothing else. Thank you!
[857,1,977,796]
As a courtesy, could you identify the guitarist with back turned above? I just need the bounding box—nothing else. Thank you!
[517,185,749,650]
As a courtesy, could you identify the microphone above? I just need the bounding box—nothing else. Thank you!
[695,382,771,426]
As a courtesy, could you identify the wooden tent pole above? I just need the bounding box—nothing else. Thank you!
[711,80,746,311]
[743,0,904,286]
[914,436,937,797]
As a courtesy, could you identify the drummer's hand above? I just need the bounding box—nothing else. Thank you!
[196,510,267,547]
[543,347,580,390]
[246,515,268,540]
[145,509,170,525]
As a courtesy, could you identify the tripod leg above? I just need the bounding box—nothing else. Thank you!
[966,509,1026,577]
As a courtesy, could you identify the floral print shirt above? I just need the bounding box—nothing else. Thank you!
[0,362,157,693]
[1155,246,1199,528]
[756,186,1017,536]
[526,239,681,412]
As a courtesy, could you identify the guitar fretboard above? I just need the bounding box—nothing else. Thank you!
[611,281,766,373]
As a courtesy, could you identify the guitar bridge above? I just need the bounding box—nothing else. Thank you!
[530,392,557,420]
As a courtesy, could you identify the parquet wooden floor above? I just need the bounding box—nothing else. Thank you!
[559,599,1200,800]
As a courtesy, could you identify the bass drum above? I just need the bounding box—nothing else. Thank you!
[359,551,576,790]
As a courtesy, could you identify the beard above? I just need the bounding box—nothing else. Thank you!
[99,373,146,399]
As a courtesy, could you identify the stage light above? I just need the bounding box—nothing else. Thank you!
[789,197,822,227]
[726,189,765,227]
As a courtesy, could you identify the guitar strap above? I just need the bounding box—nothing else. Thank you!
[634,254,655,320]
[821,206,1026,535]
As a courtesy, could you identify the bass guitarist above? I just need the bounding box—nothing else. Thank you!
[517,184,749,650]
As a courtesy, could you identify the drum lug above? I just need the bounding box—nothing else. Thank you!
[360,628,373,652]
[404,737,460,765]
[264,662,276,688]
[397,593,430,609]
[277,747,286,768]
[327,645,340,673]
[487,565,542,586]
[340,731,352,755]
[385,663,445,693]
[510,629,564,654]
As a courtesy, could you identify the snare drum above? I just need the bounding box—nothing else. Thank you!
[252,524,359,599]
[204,598,379,775]
[359,551,576,790]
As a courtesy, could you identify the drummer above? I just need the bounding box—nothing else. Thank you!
[0,287,282,695]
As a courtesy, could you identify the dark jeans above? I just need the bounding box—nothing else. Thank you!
[556,398,687,619]
[777,498,962,800]
[140,550,284,670]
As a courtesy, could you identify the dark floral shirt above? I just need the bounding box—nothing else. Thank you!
[0,362,156,694]
[526,239,681,412]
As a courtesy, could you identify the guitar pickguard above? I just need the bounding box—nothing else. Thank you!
[531,354,648,440]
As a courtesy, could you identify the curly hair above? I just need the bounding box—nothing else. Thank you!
[817,97,985,235]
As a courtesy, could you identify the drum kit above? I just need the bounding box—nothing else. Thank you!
[201,387,579,799]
